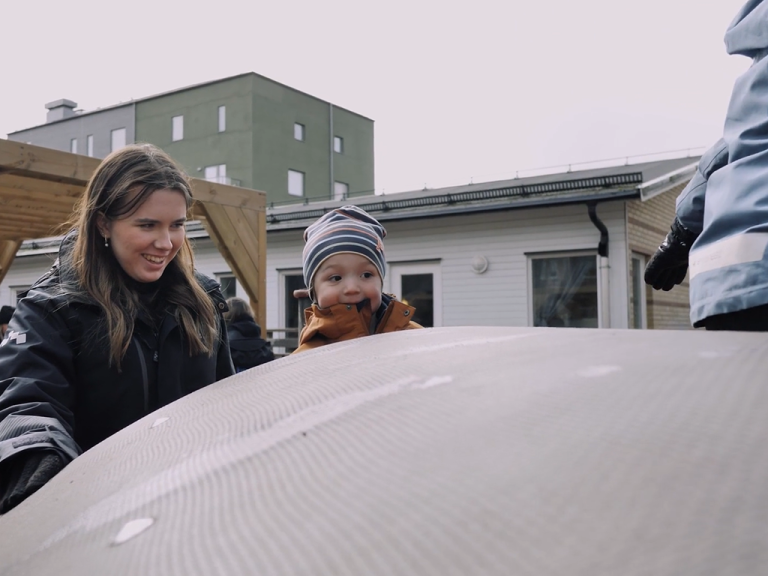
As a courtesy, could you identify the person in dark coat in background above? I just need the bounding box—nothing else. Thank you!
[224,297,274,372]
[0,306,13,339]
[0,144,235,514]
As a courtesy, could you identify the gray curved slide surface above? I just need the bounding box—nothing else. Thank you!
[1,326,767,575]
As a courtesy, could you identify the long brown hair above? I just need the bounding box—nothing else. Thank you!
[69,143,217,368]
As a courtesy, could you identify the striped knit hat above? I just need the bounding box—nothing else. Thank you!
[302,206,387,294]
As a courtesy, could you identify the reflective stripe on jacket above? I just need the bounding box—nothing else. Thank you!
[677,0,768,324]
[0,235,235,466]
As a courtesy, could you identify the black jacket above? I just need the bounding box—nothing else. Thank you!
[0,235,235,466]
[227,318,274,371]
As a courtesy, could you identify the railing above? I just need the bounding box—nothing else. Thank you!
[266,327,300,357]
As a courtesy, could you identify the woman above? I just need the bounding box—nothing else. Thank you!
[0,144,235,513]
[224,297,274,372]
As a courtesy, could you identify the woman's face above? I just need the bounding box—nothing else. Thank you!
[98,188,187,283]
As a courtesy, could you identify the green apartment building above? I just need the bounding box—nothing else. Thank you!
[8,73,375,205]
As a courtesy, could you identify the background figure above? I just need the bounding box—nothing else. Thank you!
[0,144,234,514]
[0,306,13,338]
[645,0,768,330]
[224,297,274,371]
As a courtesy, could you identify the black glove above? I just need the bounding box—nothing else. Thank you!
[644,218,699,291]
[0,450,66,514]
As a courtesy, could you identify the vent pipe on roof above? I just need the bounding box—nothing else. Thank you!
[45,99,78,123]
[587,201,610,328]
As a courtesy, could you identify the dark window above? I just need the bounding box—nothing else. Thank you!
[400,273,434,328]
[531,255,598,328]
[217,274,237,300]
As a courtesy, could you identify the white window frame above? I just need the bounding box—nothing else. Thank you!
[333,135,343,154]
[278,270,305,329]
[172,115,184,141]
[110,128,126,152]
[630,252,648,329]
[333,181,349,201]
[288,169,305,197]
[385,261,443,327]
[204,164,227,183]
[294,123,305,141]
[218,106,226,132]
[527,250,603,328]
[86,135,94,157]
[70,138,77,154]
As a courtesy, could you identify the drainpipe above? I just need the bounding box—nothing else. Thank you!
[329,104,334,199]
[587,202,610,328]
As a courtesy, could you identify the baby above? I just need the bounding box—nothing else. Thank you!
[294,206,422,353]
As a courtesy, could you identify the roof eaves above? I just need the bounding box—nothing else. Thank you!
[638,162,698,201]
[266,186,642,231]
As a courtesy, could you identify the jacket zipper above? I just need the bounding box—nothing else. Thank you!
[134,339,149,414]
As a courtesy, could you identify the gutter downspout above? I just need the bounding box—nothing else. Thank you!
[587,202,610,328]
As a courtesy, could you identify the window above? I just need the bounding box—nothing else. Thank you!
[218,106,226,132]
[529,253,598,328]
[387,262,443,327]
[630,253,648,329]
[288,169,305,197]
[110,128,126,152]
[216,273,237,299]
[333,181,349,201]
[70,138,77,154]
[204,164,227,183]
[172,115,184,141]
[333,136,343,153]
[86,135,94,157]
[275,271,308,354]
[294,123,305,141]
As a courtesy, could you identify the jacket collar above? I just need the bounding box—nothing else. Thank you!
[299,293,414,345]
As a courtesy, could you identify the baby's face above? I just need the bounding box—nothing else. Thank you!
[313,253,382,312]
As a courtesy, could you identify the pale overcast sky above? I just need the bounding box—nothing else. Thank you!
[1,0,750,193]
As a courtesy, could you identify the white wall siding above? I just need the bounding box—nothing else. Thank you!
[0,253,58,304]
[375,203,628,328]
[0,202,630,329]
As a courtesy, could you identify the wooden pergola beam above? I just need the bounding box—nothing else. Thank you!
[192,200,267,327]
[0,140,100,184]
[0,140,268,327]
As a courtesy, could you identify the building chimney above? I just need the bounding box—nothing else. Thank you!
[45,99,78,123]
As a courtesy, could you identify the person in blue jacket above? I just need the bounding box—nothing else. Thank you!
[645,0,768,330]
[0,144,235,513]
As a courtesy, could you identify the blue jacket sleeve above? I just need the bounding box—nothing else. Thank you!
[675,139,729,234]
[0,292,82,466]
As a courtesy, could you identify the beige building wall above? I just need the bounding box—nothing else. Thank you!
[626,182,691,330]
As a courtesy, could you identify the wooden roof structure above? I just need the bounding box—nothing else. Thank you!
[0,139,267,326]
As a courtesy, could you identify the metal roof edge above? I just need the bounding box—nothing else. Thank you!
[638,162,697,201]
[265,189,642,231]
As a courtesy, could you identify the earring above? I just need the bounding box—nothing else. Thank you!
[104,236,109,247]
